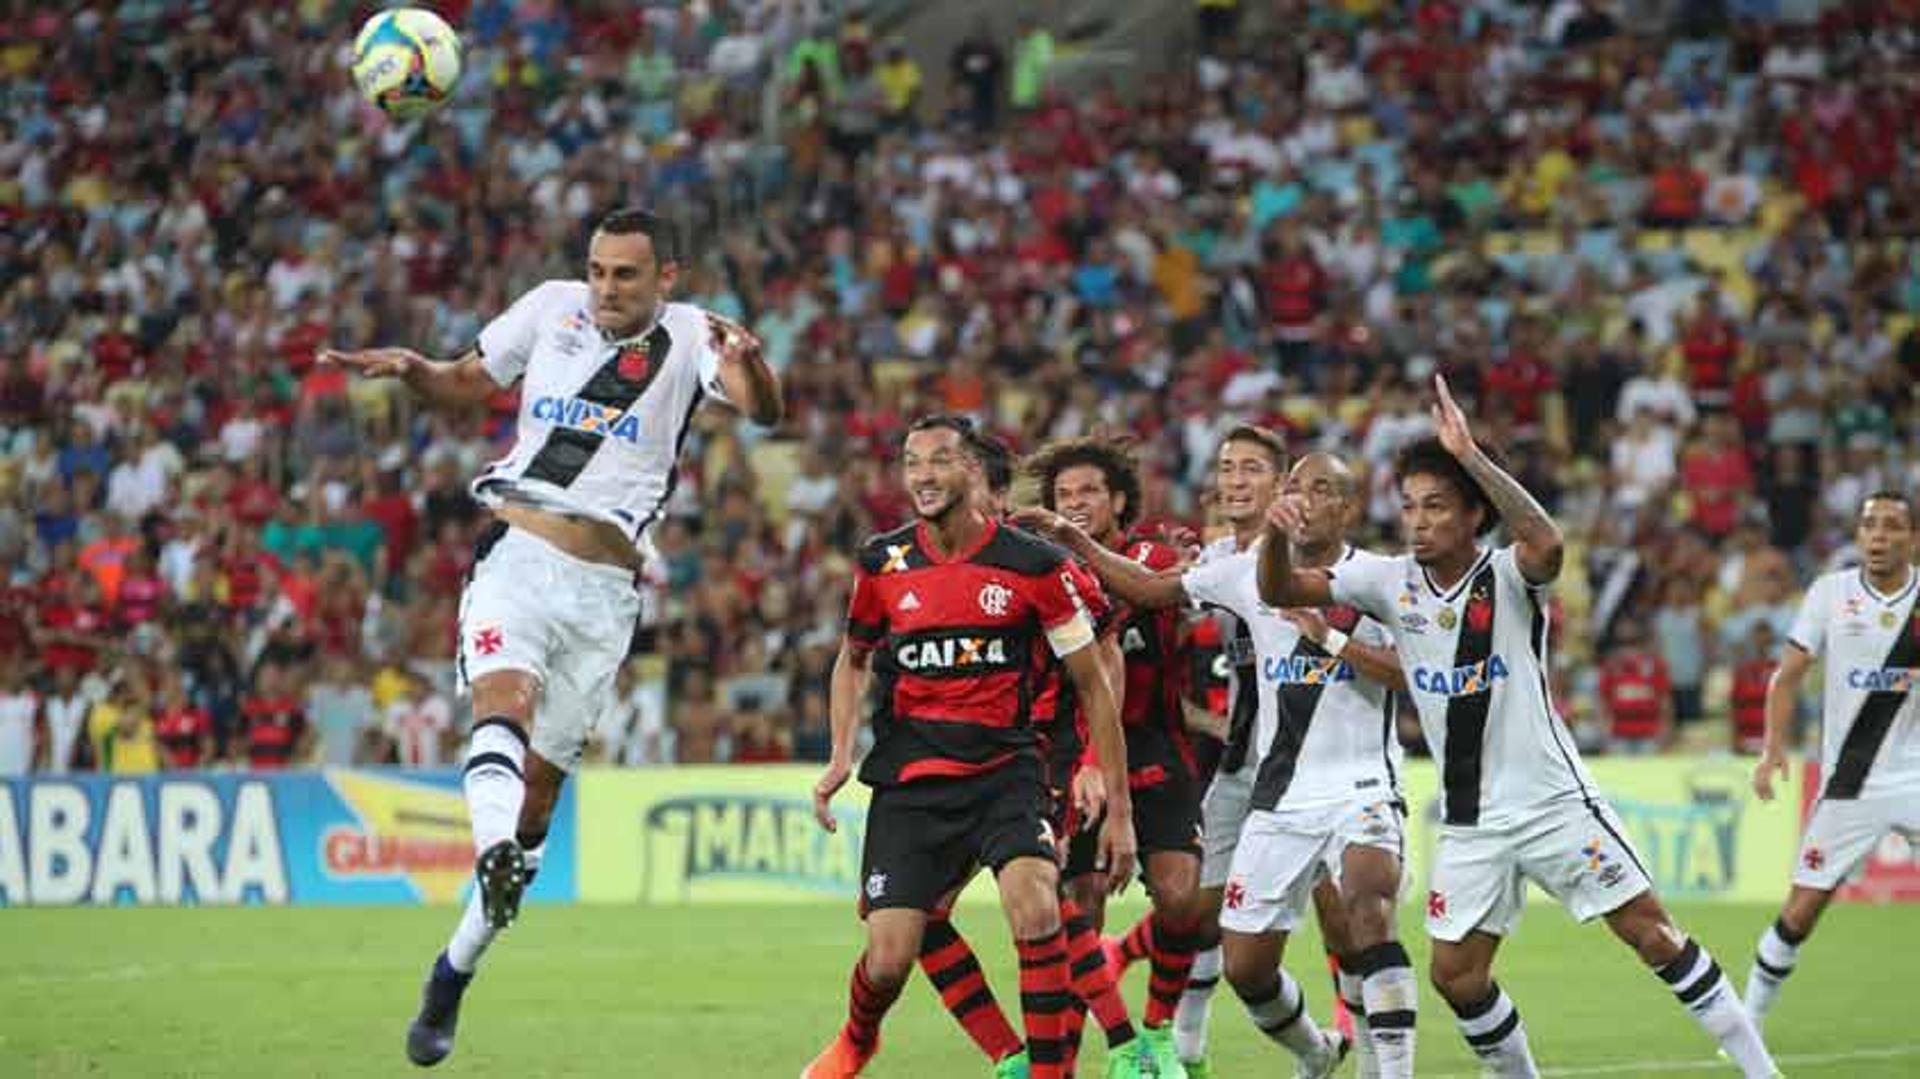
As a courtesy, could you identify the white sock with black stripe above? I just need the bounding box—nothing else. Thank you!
[1173,944,1220,1062]
[1659,937,1776,1077]
[1236,968,1335,1066]
[1451,982,1538,1078]
[1355,942,1416,1078]
[1335,965,1377,1079]
[1743,918,1803,1030]
[463,717,528,853]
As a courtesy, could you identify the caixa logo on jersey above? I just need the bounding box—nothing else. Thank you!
[1411,655,1511,696]
[1846,667,1918,692]
[530,396,643,443]
[893,633,1019,673]
[1263,654,1355,685]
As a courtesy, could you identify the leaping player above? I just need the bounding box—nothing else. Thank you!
[324,207,782,1068]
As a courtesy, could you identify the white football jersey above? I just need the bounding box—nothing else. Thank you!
[1193,534,1259,779]
[1330,545,1596,828]
[1787,566,1920,801]
[471,282,735,549]
[1185,541,1401,814]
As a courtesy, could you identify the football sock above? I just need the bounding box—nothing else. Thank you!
[918,914,1023,1062]
[1173,943,1220,1061]
[1354,941,1417,1078]
[844,954,903,1052]
[445,843,543,973]
[1116,914,1154,968]
[462,717,527,852]
[1144,913,1203,1027]
[1017,929,1074,1079]
[1450,982,1538,1078]
[1659,937,1777,1078]
[1236,967,1334,1064]
[1744,918,1803,1028]
[1062,899,1136,1046]
[1336,960,1376,1079]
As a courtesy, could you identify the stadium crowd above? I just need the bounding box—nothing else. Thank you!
[1,0,1917,774]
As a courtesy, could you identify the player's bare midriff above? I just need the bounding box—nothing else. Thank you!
[492,503,643,574]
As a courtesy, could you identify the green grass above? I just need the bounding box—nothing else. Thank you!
[1,901,1913,1077]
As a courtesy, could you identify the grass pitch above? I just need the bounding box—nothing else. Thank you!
[3,900,1915,1077]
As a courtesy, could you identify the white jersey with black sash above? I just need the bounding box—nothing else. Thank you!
[1329,545,1597,829]
[1787,566,1920,801]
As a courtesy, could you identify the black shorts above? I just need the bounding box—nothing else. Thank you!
[1064,732,1203,879]
[859,758,1057,914]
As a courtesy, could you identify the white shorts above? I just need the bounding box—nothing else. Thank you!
[1200,766,1254,889]
[1794,794,1920,890]
[457,527,641,772]
[1218,799,1405,935]
[1426,799,1651,943]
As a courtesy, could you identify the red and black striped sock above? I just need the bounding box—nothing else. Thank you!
[919,915,1023,1063]
[1061,900,1136,1047]
[1144,913,1203,1028]
[1118,914,1155,966]
[1061,996,1088,1076]
[844,954,901,1052]
[1017,929,1074,1079]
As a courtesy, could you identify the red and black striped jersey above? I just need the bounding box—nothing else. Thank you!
[846,518,1103,787]
[241,696,305,770]
[1112,536,1196,785]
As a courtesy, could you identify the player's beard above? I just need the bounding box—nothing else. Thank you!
[913,486,964,523]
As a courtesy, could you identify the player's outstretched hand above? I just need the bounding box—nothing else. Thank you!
[1264,496,1307,538]
[1071,765,1107,826]
[813,759,851,832]
[320,347,422,380]
[1010,506,1072,542]
[1752,744,1790,802]
[1431,373,1478,460]
[1098,810,1138,895]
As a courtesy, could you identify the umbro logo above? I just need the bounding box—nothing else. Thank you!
[898,591,921,611]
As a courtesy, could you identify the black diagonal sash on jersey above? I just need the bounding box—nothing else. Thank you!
[523,322,673,488]
[1221,616,1258,773]
[1441,565,1499,826]
[1250,638,1339,811]
[1823,605,1920,799]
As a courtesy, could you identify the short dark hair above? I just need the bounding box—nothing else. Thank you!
[1860,490,1917,528]
[969,431,1016,496]
[1027,436,1143,530]
[1395,436,1500,536]
[595,207,680,264]
[905,413,978,447]
[1220,424,1288,471]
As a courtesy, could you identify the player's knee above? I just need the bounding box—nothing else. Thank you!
[863,934,919,987]
[1429,953,1490,1008]
[1342,894,1392,949]
[1221,939,1278,993]
[1005,890,1062,940]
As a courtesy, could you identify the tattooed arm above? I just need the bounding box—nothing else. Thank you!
[1431,375,1565,585]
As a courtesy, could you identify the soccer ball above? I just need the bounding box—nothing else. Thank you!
[351,7,462,121]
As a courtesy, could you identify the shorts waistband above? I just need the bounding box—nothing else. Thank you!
[496,527,639,585]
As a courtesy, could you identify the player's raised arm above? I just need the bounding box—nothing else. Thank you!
[704,312,783,426]
[1753,643,1814,801]
[320,346,500,410]
[1012,507,1188,610]
[1431,374,1565,584]
[813,639,872,832]
[1255,498,1335,608]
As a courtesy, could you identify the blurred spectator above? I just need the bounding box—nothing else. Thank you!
[1729,621,1780,755]
[240,661,312,770]
[1598,620,1672,754]
[153,669,215,770]
[386,669,455,768]
[950,18,1005,132]
[308,653,378,767]
[0,657,36,776]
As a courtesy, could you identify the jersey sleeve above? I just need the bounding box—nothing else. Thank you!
[476,281,562,387]
[1785,575,1831,656]
[1033,562,1100,659]
[693,308,746,406]
[1326,549,1399,622]
[844,565,888,653]
[1067,559,1115,638]
[1182,547,1255,620]
[1490,545,1550,596]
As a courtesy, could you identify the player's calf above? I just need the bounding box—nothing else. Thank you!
[1744,885,1829,1030]
[918,913,1024,1065]
[1606,894,1778,1078]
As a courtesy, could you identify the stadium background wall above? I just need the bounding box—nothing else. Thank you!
[3,761,1912,907]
